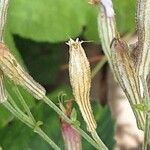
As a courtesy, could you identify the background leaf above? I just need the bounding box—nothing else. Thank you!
[7,0,89,42]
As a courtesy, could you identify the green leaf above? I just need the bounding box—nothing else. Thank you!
[7,0,89,42]
[70,108,77,122]
[0,120,33,150]
[0,105,12,128]
[6,0,136,44]
[83,6,99,42]
[113,0,136,34]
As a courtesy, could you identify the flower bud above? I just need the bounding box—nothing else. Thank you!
[0,42,46,100]
[67,38,97,132]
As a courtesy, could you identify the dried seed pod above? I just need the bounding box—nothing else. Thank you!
[110,38,145,129]
[110,38,140,103]
[67,38,97,132]
[0,42,46,100]
[0,69,7,103]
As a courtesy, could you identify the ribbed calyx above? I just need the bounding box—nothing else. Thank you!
[67,38,97,132]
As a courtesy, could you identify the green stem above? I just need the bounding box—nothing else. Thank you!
[3,97,60,150]
[13,86,36,122]
[142,113,150,150]
[91,131,108,150]
[7,92,34,125]
[34,127,61,150]
[91,56,107,79]
[43,96,71,124]
[3,100,33,128]
[43,96,106,150]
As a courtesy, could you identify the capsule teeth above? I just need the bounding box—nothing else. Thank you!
[69,38,75,44]
[75,38,79,42]
[0,42,46,100]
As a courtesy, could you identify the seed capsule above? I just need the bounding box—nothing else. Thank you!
[67,38,97,132]
[110,38,145,129]
[0,42,46,100]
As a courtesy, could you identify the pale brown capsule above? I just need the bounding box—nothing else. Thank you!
[0,69,7,103]
[110,38,145,129]
[67,38,97,132]
[0,42,46,100]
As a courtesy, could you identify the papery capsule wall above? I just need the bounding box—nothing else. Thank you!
[68,38,97,132]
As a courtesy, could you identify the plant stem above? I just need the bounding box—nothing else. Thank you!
[142,114,150,150]
[43,96,107,150]
[91,56,107,79]
[3,100,33,128]
[3,97,61,150]
[7,92,34,124]
[74,126,101,150]
[91,131,108,150]
[34,127,61,150]
[141,77,150,148]
[13,86,36,122]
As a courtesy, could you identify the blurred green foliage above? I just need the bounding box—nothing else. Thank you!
[0,0,136,149]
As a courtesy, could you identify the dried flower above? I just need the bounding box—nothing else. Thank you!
[0,42,46,100]
[110,38,145,129]
[0,69,7,103]
[67,38,97,132]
